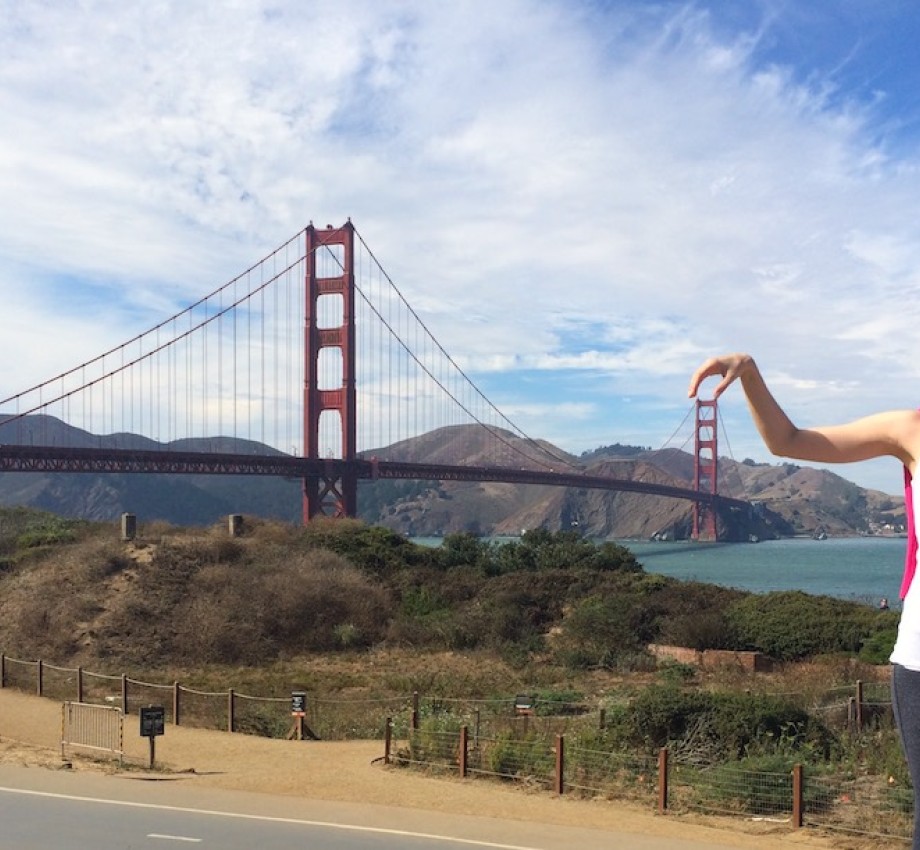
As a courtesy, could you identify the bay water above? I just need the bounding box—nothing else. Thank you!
[621,537,904,607]
[414,535,906,607]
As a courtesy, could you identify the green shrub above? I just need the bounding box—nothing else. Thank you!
[485,730,555,781]
[553,593,654,668]
[726,591,873,660]
[297,519,426,576]
[438,532,491,569]
[602,685,836,763]
[531,688,588,716]
[694,754,830,815]
[408,714,463,766]
[483,530,642,576]
[657,660,697,686]
[860,626,898,665]
[647,580,744,650]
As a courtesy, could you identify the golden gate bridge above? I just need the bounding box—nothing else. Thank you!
[0,221,746,540]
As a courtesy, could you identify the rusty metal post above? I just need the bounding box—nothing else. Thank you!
[460,725,468,778]
[228,688,235,733]
[37,659,43,696]
[0,653,5,687]
[384,717,392,764]
[76,666,83,703]
[411,690,419,730]
[121,673,128,714]
[658,747,669,813]
[173,682,181,726]
[555,734,565,795]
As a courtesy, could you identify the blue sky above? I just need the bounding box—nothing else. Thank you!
[3,1,920,494]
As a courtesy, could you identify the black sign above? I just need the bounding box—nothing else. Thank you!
[291,691,307,717]
[514,694,535,715]
[140,705,166,737]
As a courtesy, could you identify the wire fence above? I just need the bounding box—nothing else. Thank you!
[0,652,911,845]
[390,725,913,845]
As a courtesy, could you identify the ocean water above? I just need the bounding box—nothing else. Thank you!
[621,537,905,607]
[413,535,906,607]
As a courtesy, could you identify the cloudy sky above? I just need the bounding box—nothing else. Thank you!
[3,0,920,494]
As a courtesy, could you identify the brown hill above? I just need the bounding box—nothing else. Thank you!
[363,427,905,541]
[0,417,903,540]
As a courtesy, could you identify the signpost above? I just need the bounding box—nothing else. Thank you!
[140,705,165,769]
[291,691,306,741]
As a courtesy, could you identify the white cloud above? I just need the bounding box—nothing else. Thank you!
[2,1,920,492]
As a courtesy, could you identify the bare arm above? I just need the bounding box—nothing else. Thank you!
[687,353,919,470]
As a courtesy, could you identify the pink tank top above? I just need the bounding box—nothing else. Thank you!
[902,465,917,599]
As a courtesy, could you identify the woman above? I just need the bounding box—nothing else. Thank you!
[688,352,920,846]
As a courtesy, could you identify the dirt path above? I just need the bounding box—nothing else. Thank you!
[0,688,843,849]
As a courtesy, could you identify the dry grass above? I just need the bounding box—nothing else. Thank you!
[0,509,894,709]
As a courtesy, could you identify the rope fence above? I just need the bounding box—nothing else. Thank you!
[0,652,911,844]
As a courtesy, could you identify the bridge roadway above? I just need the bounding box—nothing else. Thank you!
[0,444,748,509]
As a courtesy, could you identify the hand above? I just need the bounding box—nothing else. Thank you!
[687,353,754,399]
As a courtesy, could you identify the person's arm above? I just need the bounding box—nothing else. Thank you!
[687,353,919,469]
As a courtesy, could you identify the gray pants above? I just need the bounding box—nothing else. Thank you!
[892,664,920,849]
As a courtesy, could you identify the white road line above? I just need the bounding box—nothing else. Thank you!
[148,835,203,843]
[0,786,543,850]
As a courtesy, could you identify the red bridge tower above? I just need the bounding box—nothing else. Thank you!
[693,399,718,541]
[303,222,358,521]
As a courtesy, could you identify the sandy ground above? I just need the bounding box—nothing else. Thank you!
[0,688,856,849]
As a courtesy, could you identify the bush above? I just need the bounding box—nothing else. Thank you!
[491,529,642,575]
[437,532,491,570]
[485,730,555,781]
[860,626,898,665]
[407,713,463,767]
[296,519,426,576]
[695,754,830,815]
[553,593,655,668]
[649,581,744,650]
[596,685,836,763]
[726,591,874,660]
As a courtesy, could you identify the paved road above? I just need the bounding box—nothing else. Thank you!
[0,766,811,850]
[1,784,532,850]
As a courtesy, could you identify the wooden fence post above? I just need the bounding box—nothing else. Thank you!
[555,734,565,795]
[855,680,864,732]
[37,659,43,696]
[173,682,181,726]
[228,688,235,733]
[658,747,669,813]
[0,654,4,688]
[76,667,83,703]
[599,707,606,730]
[792,764,804,828]
[121,674,128,715]
[384,717,392,764]
[411,691,419,730]
[460,725,468,778]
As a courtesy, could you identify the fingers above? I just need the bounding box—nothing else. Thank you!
[687,357,725,398]
[712,374,733,399]
[688,354,750,399]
